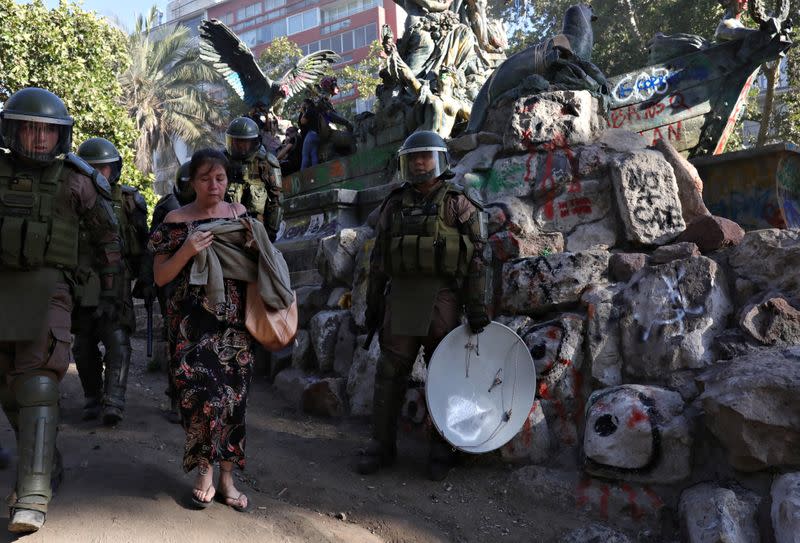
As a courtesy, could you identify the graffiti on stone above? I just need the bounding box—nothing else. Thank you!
[633,266,704,342]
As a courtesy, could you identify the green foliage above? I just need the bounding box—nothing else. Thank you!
[765,47,800,145]
[258,37,305,117]
[0,0,156,203]
[120,7,226,177]
[339,40,384,115]
[500,0,722,76]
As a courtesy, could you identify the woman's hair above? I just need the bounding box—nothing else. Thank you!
[189,148,229,181]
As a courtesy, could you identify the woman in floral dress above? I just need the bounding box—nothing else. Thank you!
[150,148,253,511]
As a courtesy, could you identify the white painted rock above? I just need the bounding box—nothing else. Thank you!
[501,251,609,315]
[501,400,551,464]
[349,238,374,329]
[558,523,632,543]
[583,385,691,484]
[611,150,686,245]
[309,310,352,373]
[699,347,800,471]
[771,472,800,543]
[495,90,603,152]
[521,313,584,447]
[346,334,379,417]
[619,256,732,380]
[679,483,760,543]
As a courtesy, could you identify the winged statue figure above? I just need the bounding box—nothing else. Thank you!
[199,19,341,115]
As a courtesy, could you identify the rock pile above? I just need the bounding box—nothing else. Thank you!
[276,89,800,540]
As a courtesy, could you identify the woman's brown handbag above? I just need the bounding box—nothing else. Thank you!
[245,282,298,351]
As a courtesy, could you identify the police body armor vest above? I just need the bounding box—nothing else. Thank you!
[0,155,79,271]
[111,184,144,260]
[386,182,473,280]
[226,149,281,220]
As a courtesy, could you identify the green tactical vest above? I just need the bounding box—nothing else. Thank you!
[386,182,474,280]
[111,184,143,260]
[0,155,79,271]
[226,151,280,220]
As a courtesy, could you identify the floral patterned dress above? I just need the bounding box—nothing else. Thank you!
[149,219,255,472]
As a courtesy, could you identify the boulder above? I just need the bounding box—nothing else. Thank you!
[565,219,619,252]
[486,153,546,201]
[653,138,711,223]
[296,285,330,328]
[771,473,800,543]
[679,483,760,543]
[501,400,551,464]
[332,316,356,377]
[495,315,534,336]
[325,287,350,309]
[302,377,346,417]
[485,197,539,236]
[274,368,312,408]
[610,150,686,245]
[576,144,612,179]
[619,256,732,380]
[581,285,623,388]
[309,310,352,373]
[522,313,584,446]
[597,129,648,153]
[315,226,373,287]
[729,229,800,298]
[699,347,800,471]
[346,334,380,417]
[608,253,647,283]
[491,90,603,153]
[649,242,700,265]
[350,238,374,329]
[677,215,744,253]
[489,230,564,262]
[558,523,632,543]
[583,385,692,484]
[501,251,609,315]
[447,131,502,155]
[451,144,502,187]
[739,295,800,346]
[290,330,316,370]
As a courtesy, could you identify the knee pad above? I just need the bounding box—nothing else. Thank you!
[14,372,59,408]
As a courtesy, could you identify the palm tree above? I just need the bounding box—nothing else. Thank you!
[119,7,225,174]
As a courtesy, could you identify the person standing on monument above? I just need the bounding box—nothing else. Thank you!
[72,137,149,425]
[223,117,283,242]
[357,130,491,481]
[0,87,122,533]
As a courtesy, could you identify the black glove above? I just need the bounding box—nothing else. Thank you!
[467,308,490,335]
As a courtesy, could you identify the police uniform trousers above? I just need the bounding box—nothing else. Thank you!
[372,287,460,453]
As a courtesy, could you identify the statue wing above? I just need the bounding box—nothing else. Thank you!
[199,19,271,108]
[276,50,341,98]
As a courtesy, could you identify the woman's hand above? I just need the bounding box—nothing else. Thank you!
[181,230,214,257]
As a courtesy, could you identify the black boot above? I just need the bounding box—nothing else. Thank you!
[356,439,397,475]
[82,396,101,421]
[427,439,457,482]
[102,327,131,426]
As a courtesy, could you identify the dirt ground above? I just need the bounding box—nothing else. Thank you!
[0,336,584,543]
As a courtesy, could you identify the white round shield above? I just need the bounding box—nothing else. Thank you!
[425,322,537,454]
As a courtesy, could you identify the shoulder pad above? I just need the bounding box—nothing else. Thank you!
[256,146,267,160]
[64,152,112,198]
[121,185,137,194]
[132,190,148,213]
[378,182,410,213]
[445,180,484,209]
[155,194,180,213]
[265,152,280,168]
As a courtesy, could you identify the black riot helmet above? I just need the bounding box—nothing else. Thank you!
[77,137,123,184]
[225,117,261,160]
[397,130,452,185]
[0,87,74,163]
[173,161,195,204]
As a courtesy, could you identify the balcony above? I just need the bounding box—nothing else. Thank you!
[166,0,225,21]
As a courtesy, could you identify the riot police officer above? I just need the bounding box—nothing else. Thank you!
[0,88,122,532]
[358,131,491,480]
[224,117,283,241]
[73,138,148,425]
[138,161,194,424]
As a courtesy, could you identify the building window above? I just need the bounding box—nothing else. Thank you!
[237,2,262,21]
[321,0,377,24]
[264,0,285,10]
[287,8,318,35]
[240,29,258,47]
[304,23,377,55]
[220,12,234,25]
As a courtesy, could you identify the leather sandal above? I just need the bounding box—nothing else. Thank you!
[216,491,249,512]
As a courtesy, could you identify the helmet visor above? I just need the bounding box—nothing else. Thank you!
[2,118,71,163]
[399,149,448,184]
[226,134,260,160]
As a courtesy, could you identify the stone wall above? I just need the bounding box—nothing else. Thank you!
[276,90,800,541]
